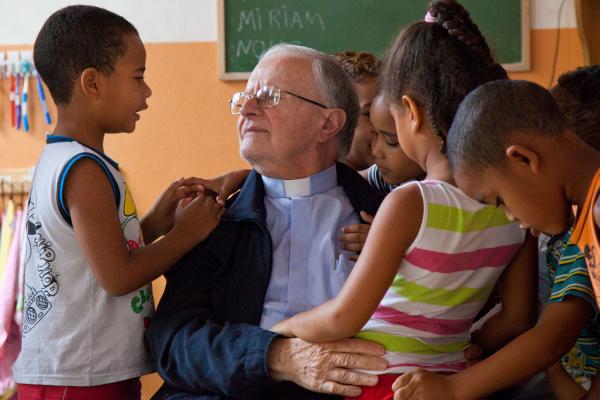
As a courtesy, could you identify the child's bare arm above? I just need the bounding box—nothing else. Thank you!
[392,296,593,400]
[546,362,586,400]
[271,183,422,341]
[471,233,538,354]
[66,159,224,296]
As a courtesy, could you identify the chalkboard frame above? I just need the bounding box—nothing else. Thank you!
[218,0,530,81]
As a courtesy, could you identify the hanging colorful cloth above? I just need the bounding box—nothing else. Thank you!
[14,209,27,328]
[0,387,16,400]
[0,198,15,281]
[0,209,22,398]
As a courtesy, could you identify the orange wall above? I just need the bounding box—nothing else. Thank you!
[0,28,586,399]
[511,28,584,84]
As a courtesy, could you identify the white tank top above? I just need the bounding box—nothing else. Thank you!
[13,136,154,386]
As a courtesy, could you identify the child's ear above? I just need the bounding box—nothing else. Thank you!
[506,145,540,174]
[80,67,101,98]
[401,95,423,132]
[317,109,347,143]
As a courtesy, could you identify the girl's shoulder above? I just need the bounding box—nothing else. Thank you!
[412,179,491,211]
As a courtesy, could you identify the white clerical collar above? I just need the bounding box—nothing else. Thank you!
[261,164,338,198]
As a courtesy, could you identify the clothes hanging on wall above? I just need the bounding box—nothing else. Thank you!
[0,189,29,400]
[0,200,15,281]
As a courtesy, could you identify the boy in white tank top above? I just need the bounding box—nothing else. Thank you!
[13,6,224,400]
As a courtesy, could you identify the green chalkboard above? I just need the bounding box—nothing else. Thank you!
[218,0,530,80]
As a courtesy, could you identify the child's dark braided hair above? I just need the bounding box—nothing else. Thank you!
[383,0,507,153]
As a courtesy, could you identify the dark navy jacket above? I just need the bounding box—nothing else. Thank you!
[147,163,383,400]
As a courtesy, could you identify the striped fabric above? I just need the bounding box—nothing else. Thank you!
[357,180,525,374]
[547,228,600,389]
[367,164,398,194]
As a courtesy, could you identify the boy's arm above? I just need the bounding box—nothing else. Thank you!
[66,159,223,296]
[272,184,422,341]
[392,296,594,400]
[546,362,586,400]
[471,233,538,353]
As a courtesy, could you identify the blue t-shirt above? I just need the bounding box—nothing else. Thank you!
[547,228,600,388]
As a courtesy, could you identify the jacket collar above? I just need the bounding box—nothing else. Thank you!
[225,162,383,224]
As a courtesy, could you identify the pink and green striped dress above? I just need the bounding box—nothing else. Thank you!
[357,180,525,374]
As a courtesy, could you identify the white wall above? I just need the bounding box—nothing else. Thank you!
[0,0,218,44]
[531,0,576,29]
[0,0,577,45]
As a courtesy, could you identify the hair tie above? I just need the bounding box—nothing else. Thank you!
[424,11,436,23]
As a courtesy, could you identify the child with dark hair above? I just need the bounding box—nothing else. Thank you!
[368,94,424,193]
[340,93,426,260]
[536,66,600,400]
[552,65,600,150]
[335,51,380,172]
[269,1,537,399]
[13,6,224,400]
[391,79,600,400]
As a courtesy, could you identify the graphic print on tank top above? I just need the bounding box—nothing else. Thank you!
[22,186,59,335]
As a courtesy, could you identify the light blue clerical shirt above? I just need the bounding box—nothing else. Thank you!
[259,164,360,329]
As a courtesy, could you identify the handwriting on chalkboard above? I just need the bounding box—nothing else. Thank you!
[221,0,527,78]
[236,6,326,32]
[234,5,326,58]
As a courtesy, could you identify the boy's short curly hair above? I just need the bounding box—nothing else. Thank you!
[335,51,381,81]
[447,80,566,171]
[551,65,600,151]
[34,5,138,105]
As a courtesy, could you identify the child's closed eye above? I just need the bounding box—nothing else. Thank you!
[383,133,399,147]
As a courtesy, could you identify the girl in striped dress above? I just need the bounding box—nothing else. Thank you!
[270,1,538,398]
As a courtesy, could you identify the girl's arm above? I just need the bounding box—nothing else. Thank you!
[66,159,224,296]
[471,233,539,353]
[271,183,423,341]
[392,296,594,400]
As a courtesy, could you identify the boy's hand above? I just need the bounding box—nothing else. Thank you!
[341,211,374,261]
[184,169,251,203]
[173,193,225,245]
[143,177,205,242]
[392,370,458,400]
